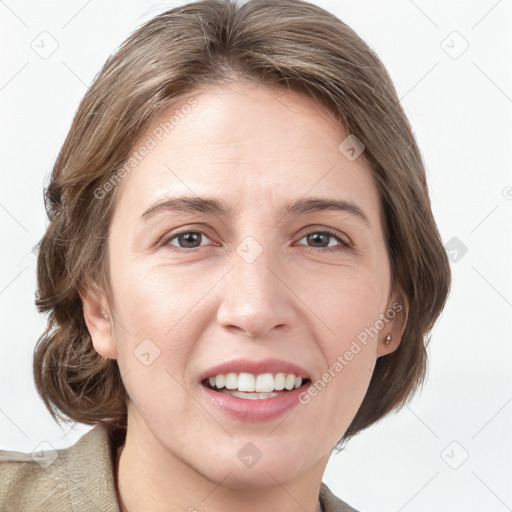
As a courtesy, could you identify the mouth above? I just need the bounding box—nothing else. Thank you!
[201,372,311,400]
[198,358,313,420]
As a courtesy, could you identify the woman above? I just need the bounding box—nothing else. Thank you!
[0,0,450,511]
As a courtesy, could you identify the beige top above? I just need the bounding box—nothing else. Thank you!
[0,424,359,512]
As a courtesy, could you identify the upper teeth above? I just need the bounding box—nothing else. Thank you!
[208,372,303,392]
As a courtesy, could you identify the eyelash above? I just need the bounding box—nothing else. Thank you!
[160,228,351,254]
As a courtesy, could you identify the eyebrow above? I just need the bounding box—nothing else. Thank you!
[140,195,372,229]
[284,197,372,229]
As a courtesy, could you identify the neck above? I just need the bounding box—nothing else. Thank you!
[115,413,327,512]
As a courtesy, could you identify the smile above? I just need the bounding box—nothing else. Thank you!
[203,371,306,400]
[200,373,311,421]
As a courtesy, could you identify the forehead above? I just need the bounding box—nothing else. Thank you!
[112,81,381,224]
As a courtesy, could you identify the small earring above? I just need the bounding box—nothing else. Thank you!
[384,334,392,345]
[103,312,109,320]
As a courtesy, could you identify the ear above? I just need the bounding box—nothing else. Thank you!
[376,288,409,358]
[80,281,118,359]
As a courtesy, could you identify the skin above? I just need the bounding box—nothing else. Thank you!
[83,81,408,512]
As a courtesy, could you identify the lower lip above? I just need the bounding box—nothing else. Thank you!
[199,382,310,422]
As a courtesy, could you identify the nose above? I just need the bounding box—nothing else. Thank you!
[216,244,296,339]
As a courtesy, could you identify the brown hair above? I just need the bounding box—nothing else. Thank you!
[33,0,451,447]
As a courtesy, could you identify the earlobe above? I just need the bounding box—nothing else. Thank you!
[80,283,118,360]
[376,292,409,357]
[376,332,395,357]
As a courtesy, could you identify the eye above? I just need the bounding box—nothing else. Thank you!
[162,230,214,252]
[296,229,351,253]
[160,228,350,254]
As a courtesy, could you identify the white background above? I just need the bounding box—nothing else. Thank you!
[1,1,511,511]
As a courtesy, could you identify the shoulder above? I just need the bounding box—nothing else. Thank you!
[320,482,361,512]
[0,446,70,511]
[0,424,122,512]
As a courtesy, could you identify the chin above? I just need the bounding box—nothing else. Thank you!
[196,443,311,490]
[208,463,304,490]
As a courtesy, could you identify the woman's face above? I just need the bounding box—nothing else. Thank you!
[87,81,403,487]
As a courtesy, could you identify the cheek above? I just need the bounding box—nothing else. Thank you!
[109,265,207,425]
[110,261,210,337]
[298,263,388,339]
[322,354,376,435]
[109,263,210,391]
[295,267,384,420]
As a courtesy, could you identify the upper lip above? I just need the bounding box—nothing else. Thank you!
[199,357,311,383]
